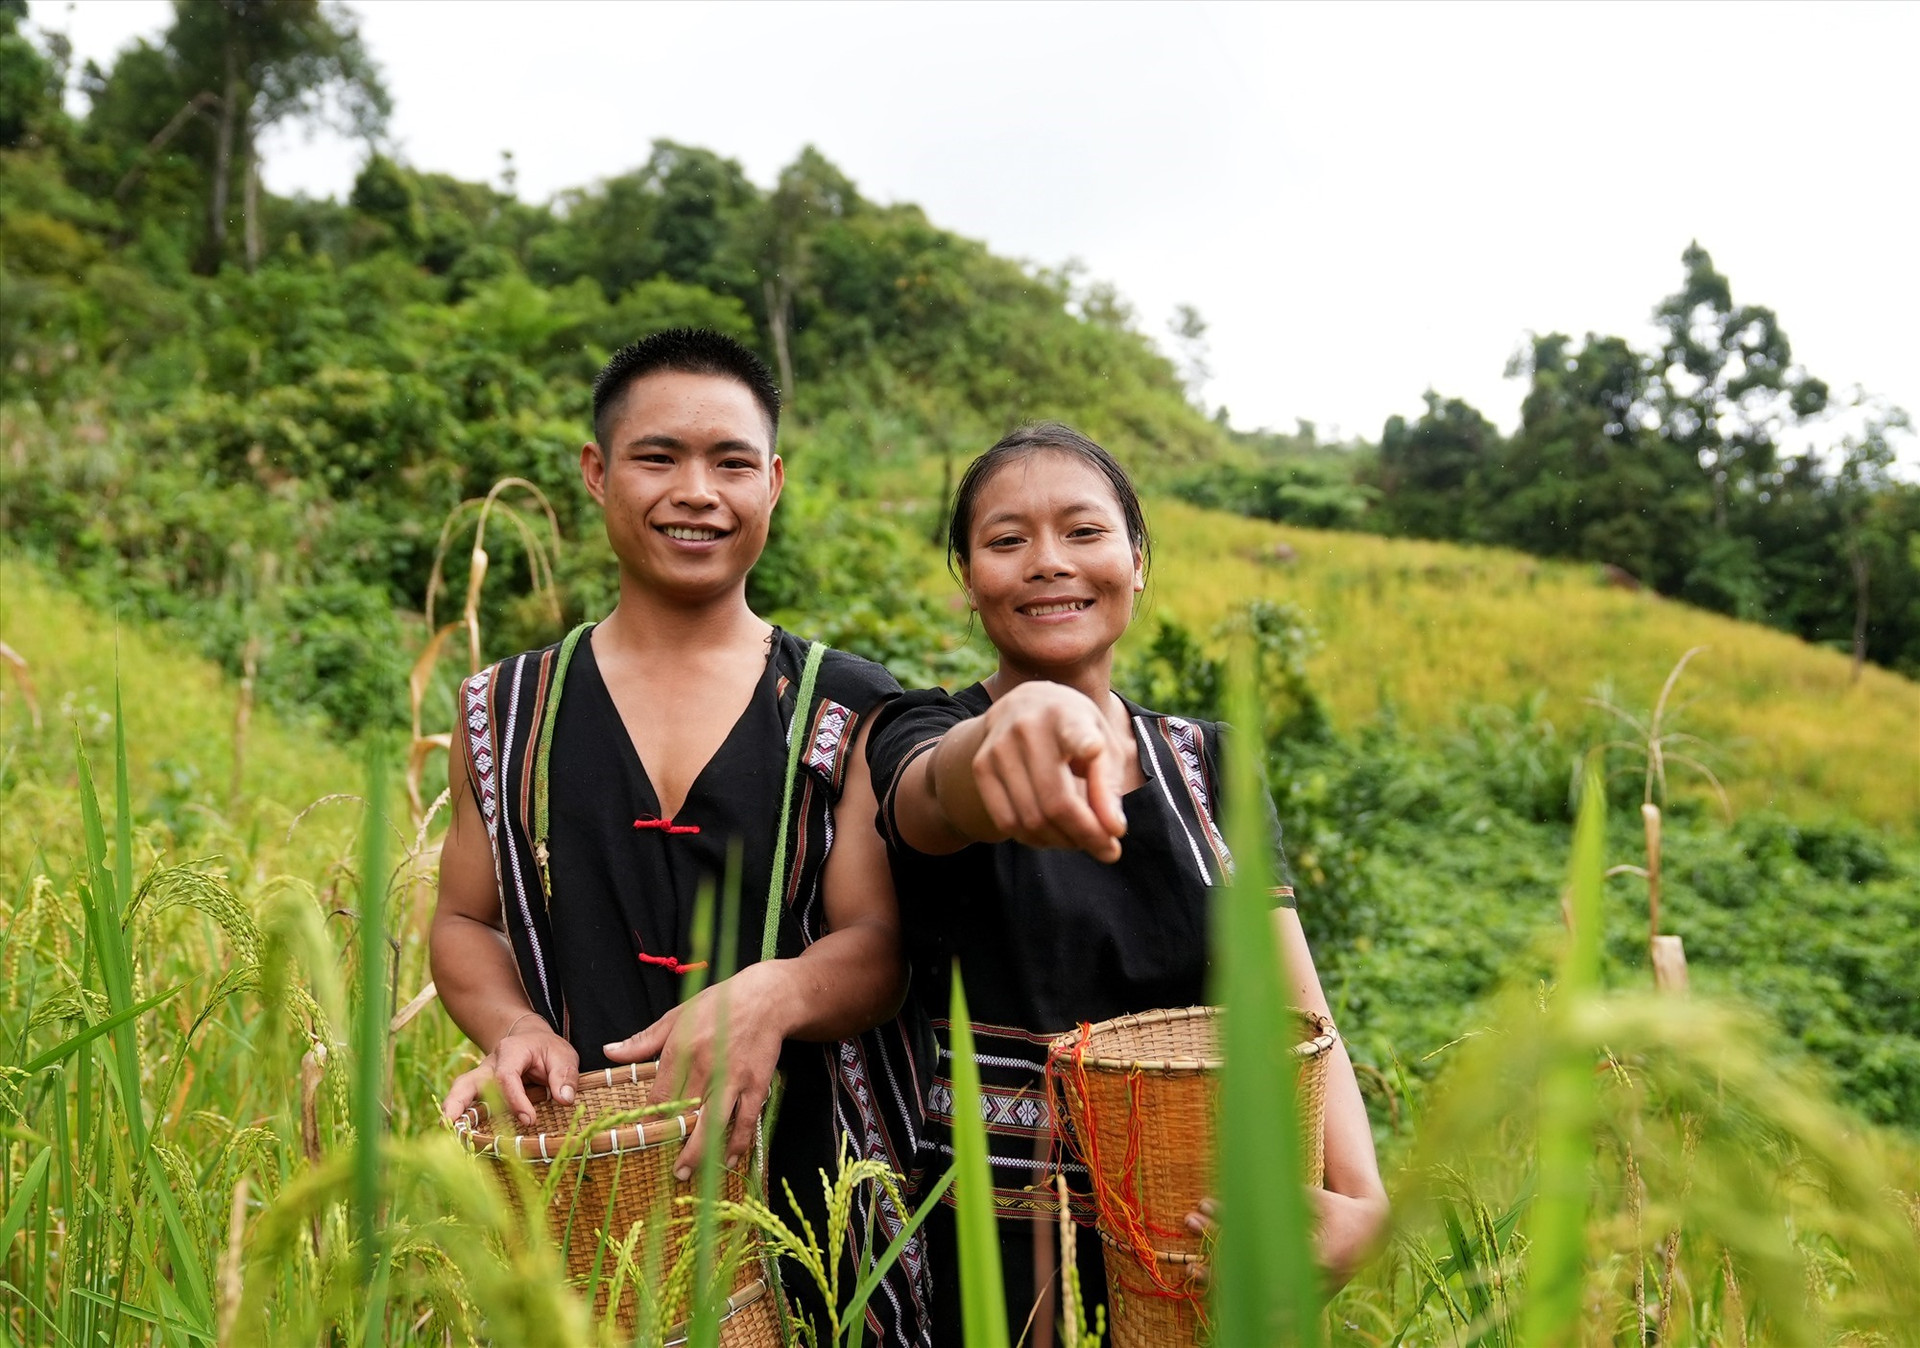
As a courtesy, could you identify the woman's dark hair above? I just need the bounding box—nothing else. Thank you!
[946,422,1150,574]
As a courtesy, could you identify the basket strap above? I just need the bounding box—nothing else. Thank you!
[531,620,592,901]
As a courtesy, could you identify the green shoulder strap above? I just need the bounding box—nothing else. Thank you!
[532,621,592,900]
[759,637,825,1348]
[763,638,826,963]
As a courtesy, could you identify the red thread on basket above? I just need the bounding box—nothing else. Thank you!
[1050,1022,1209,1325]
[634,815,701,835]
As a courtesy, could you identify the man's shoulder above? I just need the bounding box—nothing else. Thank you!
[773,630,902,714]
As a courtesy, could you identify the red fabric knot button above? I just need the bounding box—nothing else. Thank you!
[633,815,701,835]
[633,930,707,976]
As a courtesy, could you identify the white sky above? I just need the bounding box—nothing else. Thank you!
[31,0,1920,459]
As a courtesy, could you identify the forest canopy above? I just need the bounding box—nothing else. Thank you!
[3,0,1915,747]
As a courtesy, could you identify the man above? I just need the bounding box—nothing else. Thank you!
[433,329,929,1344]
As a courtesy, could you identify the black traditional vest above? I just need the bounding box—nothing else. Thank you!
[458,625,934,1347]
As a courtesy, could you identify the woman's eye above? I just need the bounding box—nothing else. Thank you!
[1069,525,1108,539]
[987,535,1024,549]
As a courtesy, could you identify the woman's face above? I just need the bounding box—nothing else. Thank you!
[960,449,1145,683]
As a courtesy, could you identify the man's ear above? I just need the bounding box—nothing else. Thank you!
[581,442,607,505]
[767,452,785,511]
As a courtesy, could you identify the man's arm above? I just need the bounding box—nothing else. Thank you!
[432,727,579,1125]
[604,717,907,1178]
[888,681,1130,861]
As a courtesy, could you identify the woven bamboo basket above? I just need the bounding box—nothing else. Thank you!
[1099,1232,1206,1348]
[455,1061,783,1346]
[1047,1005,1339,1346]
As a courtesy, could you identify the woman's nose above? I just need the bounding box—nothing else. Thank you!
[1027,539,1071,579]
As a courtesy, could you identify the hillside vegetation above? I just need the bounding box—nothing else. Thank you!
[1132,500,1919,830]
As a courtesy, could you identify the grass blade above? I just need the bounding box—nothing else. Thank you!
[352,741,391,1330]
[1210,646,1320,1346]
[1517,757,1606,1347]
[948,969,1010,1348]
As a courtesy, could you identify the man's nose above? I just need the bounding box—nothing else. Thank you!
[671,460,720,507]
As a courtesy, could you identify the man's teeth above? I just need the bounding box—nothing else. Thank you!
[1025,601,1090,616]
[663,526,722,541]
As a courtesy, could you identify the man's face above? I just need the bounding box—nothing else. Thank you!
[581,370,783,605]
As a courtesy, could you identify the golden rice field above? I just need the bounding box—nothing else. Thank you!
[0,555,360,874]
[1118,499,1920,831]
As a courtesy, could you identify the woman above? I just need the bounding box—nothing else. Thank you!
[867,423,1388,1343]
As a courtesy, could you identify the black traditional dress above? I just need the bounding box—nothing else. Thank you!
[458,626,934,1346]
[866,683,1294,1345]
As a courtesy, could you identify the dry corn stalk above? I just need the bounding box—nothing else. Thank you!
[409,479,563,823]
[1595,648,1723,990]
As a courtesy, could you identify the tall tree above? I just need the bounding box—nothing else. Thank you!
[1833,407,1909,681]
[162,0,387,274]
[1652,241,1828,529]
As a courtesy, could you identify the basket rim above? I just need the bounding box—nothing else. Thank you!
[453,1060,701,1163]
[1046,1004,1338,1073]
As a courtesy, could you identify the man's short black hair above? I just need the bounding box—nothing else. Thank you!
[590,328,782,449]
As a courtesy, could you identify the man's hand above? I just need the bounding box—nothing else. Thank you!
[602,962,790,1181]
[1183,1188,1390,1293]
[953,682,1129,861]
[440,1019,579,1128]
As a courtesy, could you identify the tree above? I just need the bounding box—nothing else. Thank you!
[744,144,864,399]
[161,0,388,274]
[1652,242,1828,529]
[1833,406,1911,681]
[0,0,64,149]
[1374,390,1500,539]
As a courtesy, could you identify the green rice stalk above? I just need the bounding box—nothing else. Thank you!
[1210,643,1319,1346]
[351,741,391,1326]
[947,969,1009,1348]
[1517,758,1604,1347]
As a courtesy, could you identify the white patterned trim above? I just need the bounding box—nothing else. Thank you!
[805,698,855,785]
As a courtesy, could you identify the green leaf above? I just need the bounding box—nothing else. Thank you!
[0,1147,51,1261]
[19,982,190,1075]
[1209,645,1320,1346]
[949,968,1010,1348]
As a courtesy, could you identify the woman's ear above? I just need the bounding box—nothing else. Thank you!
[958,560,975,610]
[1132,547,1146,594]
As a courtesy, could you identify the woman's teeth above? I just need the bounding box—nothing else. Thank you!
[663,526,722,541]
[1025,601,1090,616]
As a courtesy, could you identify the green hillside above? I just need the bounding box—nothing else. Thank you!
[1134,500,1919,831]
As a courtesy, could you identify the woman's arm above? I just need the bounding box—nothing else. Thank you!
[889,681,1131,861]
[1274,907,1391,1287]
